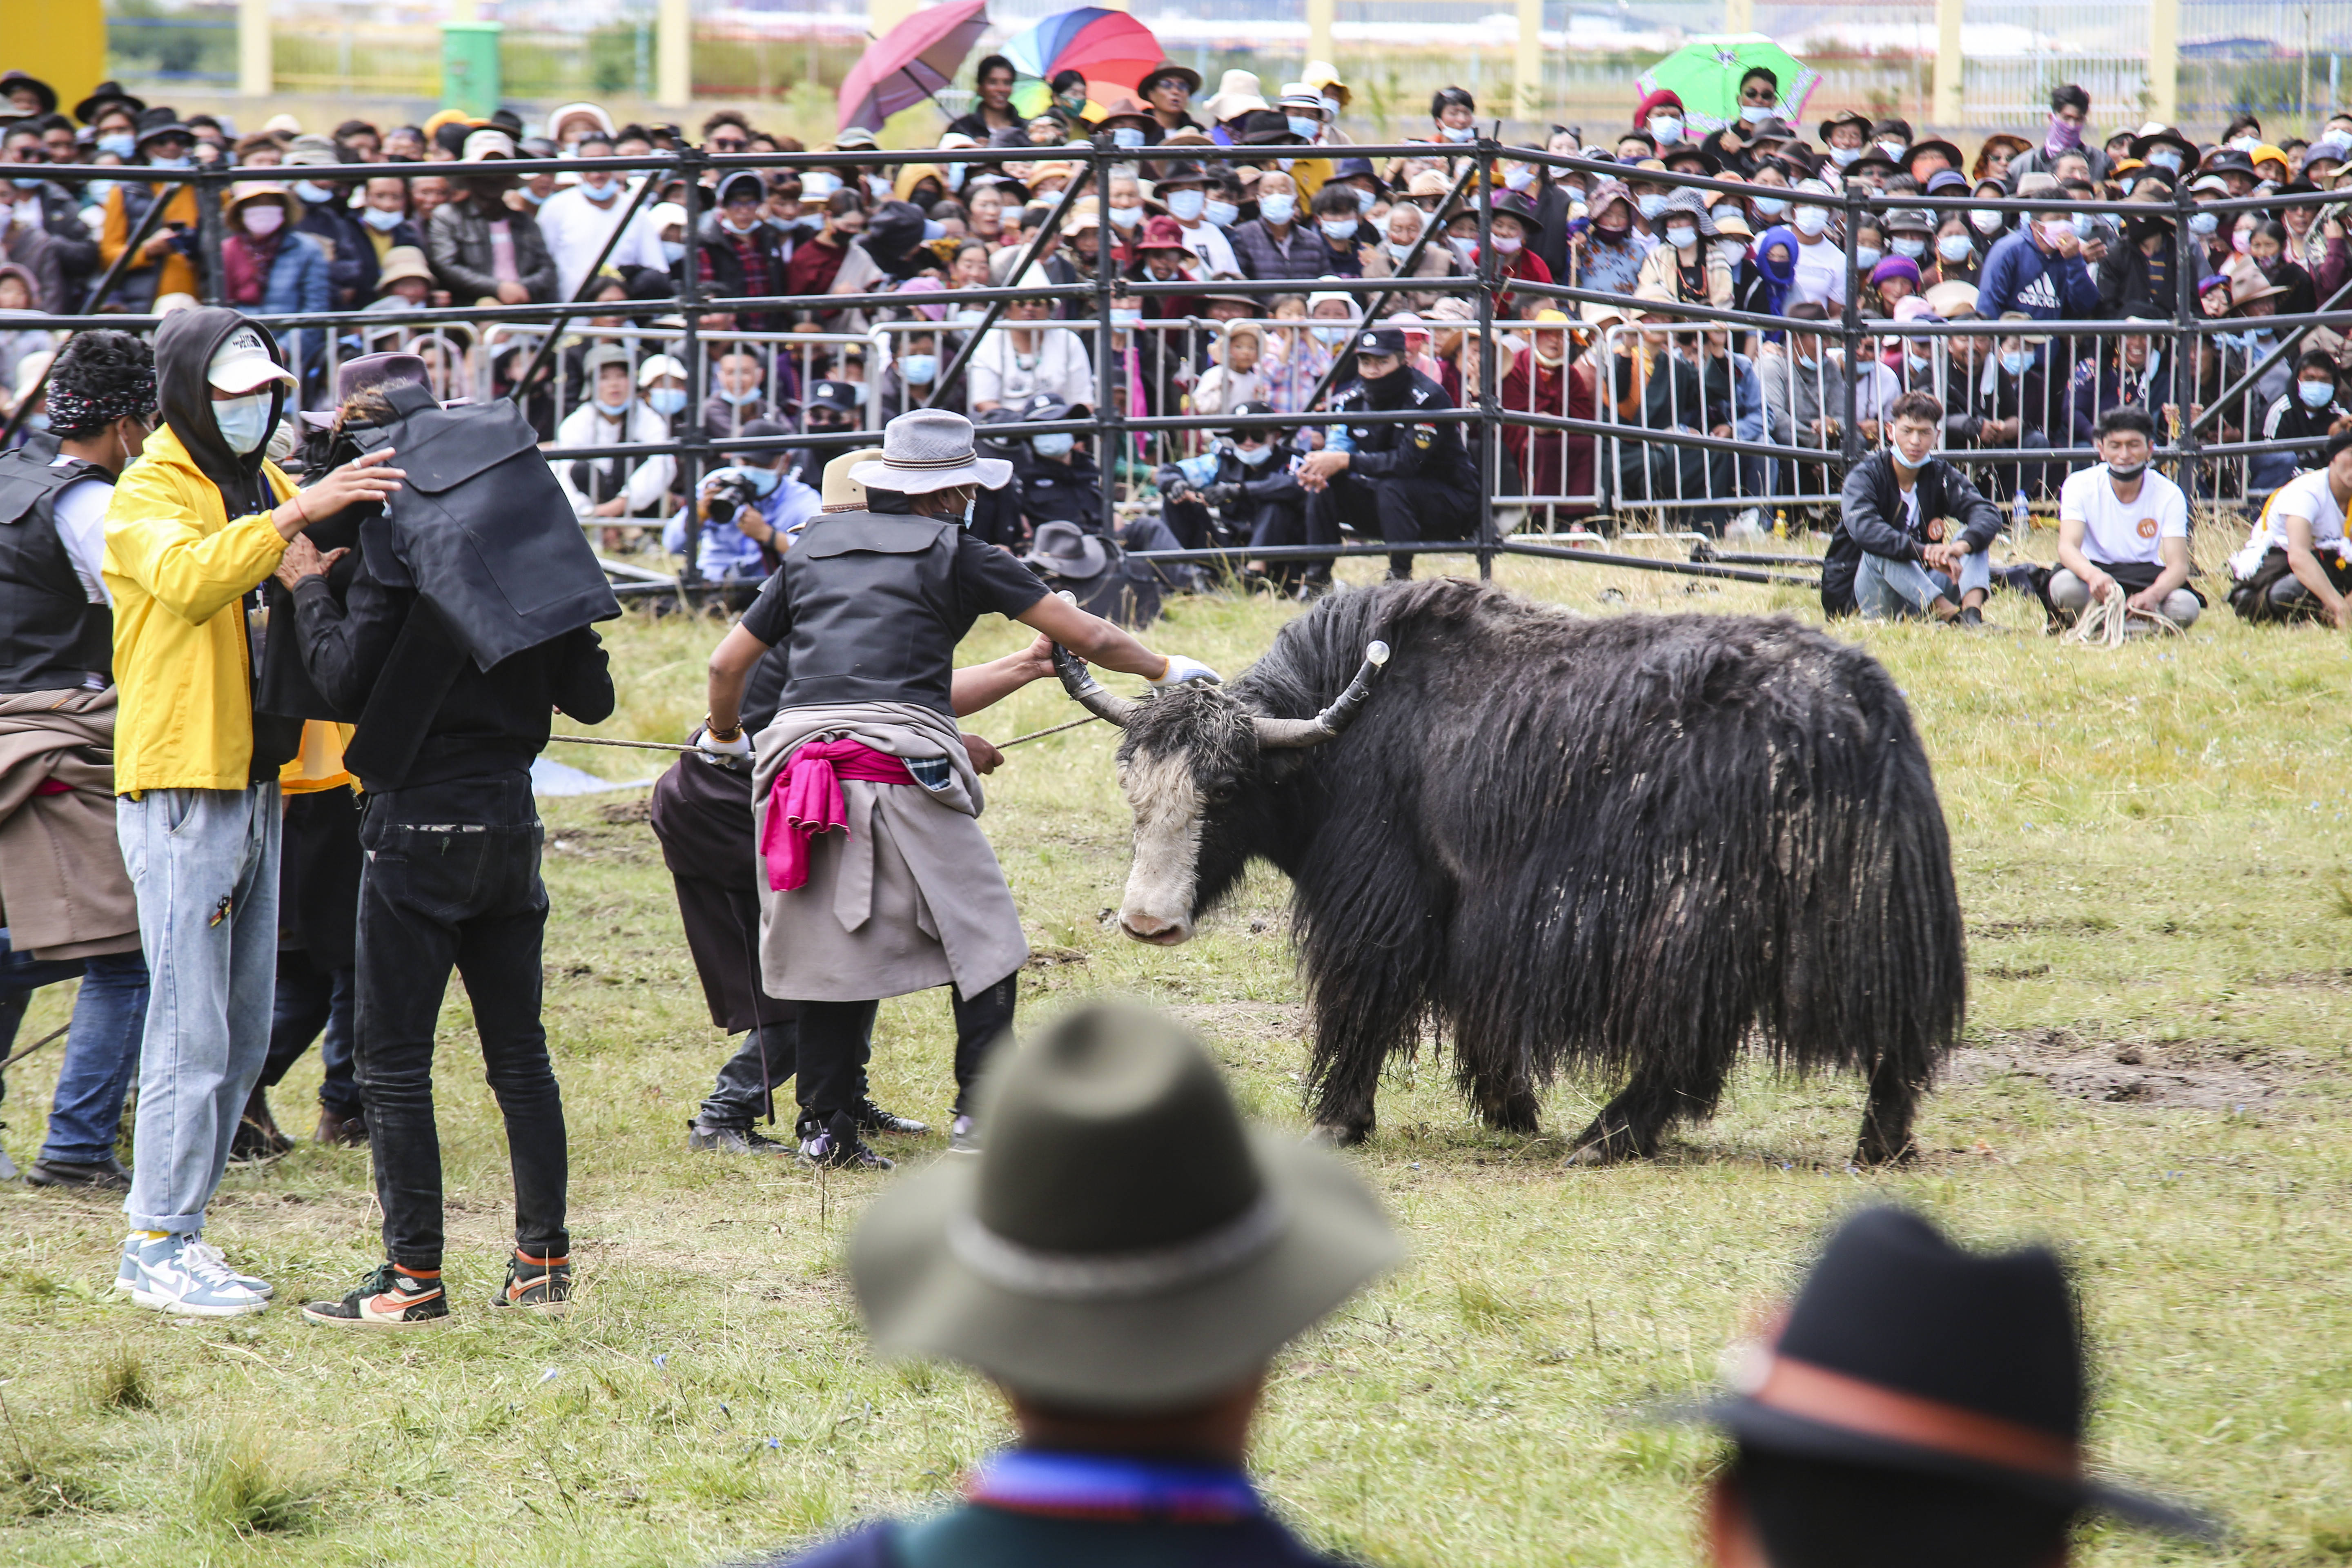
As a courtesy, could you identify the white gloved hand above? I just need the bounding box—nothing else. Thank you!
[1149,655,1222,688]
[698,726,753,761]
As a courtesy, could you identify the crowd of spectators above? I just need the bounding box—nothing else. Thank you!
[1,64,2348,571]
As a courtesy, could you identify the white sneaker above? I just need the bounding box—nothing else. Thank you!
[114,1233,267,1317]
[185,1238,275,1299]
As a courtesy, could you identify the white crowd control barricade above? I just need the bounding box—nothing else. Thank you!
[1591,318,1811,532]
[1487,318,1606,528]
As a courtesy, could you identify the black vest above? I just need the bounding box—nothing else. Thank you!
[0,448,112,695]
[775,512,964,717]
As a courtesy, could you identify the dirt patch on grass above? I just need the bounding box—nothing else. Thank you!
[1164,1000,1309,1040]
[1949,1028,2283,1109]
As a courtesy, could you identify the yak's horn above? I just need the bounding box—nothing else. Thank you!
[1054,641,1138,728]
[1253,640,1390,750]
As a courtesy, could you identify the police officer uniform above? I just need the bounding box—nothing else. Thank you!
[1307,326,1479,579]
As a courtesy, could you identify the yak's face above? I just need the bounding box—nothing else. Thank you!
[1111,686,1262,945]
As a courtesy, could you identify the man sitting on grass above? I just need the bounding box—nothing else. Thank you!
[2048,406,2200,631]
[1823,390,2003,624]
[2230,426,2352,625]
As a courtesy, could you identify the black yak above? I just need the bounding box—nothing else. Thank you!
[1062,579,1966,1164]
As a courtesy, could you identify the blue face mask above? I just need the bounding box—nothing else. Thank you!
[1740,103,1773,125]
[2299,378,2336,408]
[1033,432,1075,458]
[1937,233,1974,262]
[97,133,136,159]
[1854,245,1882,270]
[1234,442,1274,466]
[2188,212,2218,236]
[1258,194,1296,225]
[146,155,192,172]
[1441,123,1477,143]
[1204,199,1238,228]
[648,387,687,415]
[1166,188,1205,221]
[595,395,631,416]
[292,180,335,205]
[361,206,403,232]
[899,353,938,385]
[1830,145,1861,167]
[1892,236,1927,258]
[1353,185,1378,213]
[1287,116,1321,140]
[1636,193,1668,220]
[736,465,781,496]
[1751,196,1788,217]
[11,177,42,192]
[718,386,762,405]
[1112,127,1146,149]
[1312,323,1352,344]
[2000,350,2030,375]
[212,393,272,455]
[661,239,686,264]
[2071,213,2095,240]
[1320,217,1358,243]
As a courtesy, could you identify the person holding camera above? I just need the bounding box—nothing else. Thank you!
[662,419,820,584]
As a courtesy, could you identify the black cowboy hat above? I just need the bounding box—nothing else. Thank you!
[73,79,146,126]
[850,1004,1399,1411]
[2129,124,2201,165]
[1903,137,1966,176]
[1846,146,1900,177]
[1488,188,1548,238]
[1138,59,1203,97]
[1816,108,1871,144]
[1679,1207,2220,1539]
[0,73,58,117]
[1237,110,1305,147]
[1743,117,1799,147]
[2202,147,2257,178]
[131,107,194,151]
[1659,140,1722,175]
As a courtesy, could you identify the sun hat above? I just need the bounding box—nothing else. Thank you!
[207,325,297,394]
[851,408,1014,494]
[224,181,293,216]
[1022,519,1113,582]
[371,248,435,292]
[1302,60,1352,107]
[820,446,886,512]
[581,343,635,379]
[1198,69,1269,125]
[850,1002,1400,1412]
[461,127,518,161]
[1678,1206,2217,1538]
[635,352,686,387]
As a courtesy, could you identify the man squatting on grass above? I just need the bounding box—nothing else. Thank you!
[698,410,1217,1170]
[2231,425,2352,625]
[1821,390,2004,626]
[2048,406,2202,630]
[102,308,401,1317]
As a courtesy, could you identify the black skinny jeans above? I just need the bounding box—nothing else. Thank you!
[356,773,566,1271]
[794,971,1019,1136]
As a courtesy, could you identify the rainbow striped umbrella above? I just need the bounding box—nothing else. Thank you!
[1000,7,1163,118]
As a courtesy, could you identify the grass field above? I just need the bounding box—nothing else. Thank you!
[3,545,2350,1568]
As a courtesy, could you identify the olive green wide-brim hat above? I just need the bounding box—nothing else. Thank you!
[851,1003,1402,1414]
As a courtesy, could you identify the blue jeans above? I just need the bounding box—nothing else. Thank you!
[1854,548,1993,619]
[117,785,281,1236]
[0,938,149,1165]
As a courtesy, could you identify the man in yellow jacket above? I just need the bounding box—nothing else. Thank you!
[102,308,402,1316]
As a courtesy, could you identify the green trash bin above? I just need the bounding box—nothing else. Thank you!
[441,21,503,119]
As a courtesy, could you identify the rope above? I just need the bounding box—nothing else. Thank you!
[2064,588,2186,647]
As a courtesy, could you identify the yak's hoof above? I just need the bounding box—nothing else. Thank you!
[1307,1120,1373,1147]
[1852,1134,1920,1167]
[1567,1119,1653,1165]
[1477,1092,1543,1137]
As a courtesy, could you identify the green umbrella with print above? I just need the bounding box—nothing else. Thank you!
[1637,35,1818,137]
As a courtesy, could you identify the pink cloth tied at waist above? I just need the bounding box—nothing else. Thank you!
[761,737,916,892]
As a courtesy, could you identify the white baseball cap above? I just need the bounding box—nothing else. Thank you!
[207,327,297,394]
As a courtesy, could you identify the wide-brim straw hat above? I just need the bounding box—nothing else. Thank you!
[850,408,1013,494]
[852,1003,1401,1413]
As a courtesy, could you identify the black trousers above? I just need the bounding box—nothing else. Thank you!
[1305,468,1477,577]
[356,773,565,1271]
[797,971,1018,1136]
[257,948,361,1117]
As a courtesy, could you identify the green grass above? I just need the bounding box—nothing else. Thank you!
[3,543,2350,1566]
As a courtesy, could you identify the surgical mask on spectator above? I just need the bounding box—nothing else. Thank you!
[1740,104,1773,125]
[1448,235,1478,262]
[1903,345,1932,369]
[2230,134,2260,153]
[1258,194,1296,225]
[292,180,334,205]
[98,132,135,159]
[2188,210,2218,236]
[1636,193,1669,220]
[240,205,284,237]
[1503,165,1537,191]
[1999,349,2030,375]
[1353,185,1377,212]
[735,465,781,496]
[717,385,762,405]
[1165,188,1206,221]
[1876,138,1905,159]
[1892,236,1927,258]
[519,187,548,206]
[1492,233,1523,254]
[1937,233,1974,261]
[1666,223,1698,249]
[2230,227,2251,254]
[1205,198,1238,228]
[1311,323,1350,343]
[1115,126,1148,149]
[2299,378,2336,408]
[648,387,687,415]
[1287,116,1321,141]
[2071,213,2096,240]
[1829,145,1860,168]
[1320,216,1357,242]
[662,239,686,264]
[595,393,632,416]
[945,162,967,189]
[1889,442,1931,469]
[1235,442,1274,466]
[212,393,272,455]
[1795,351,1820,371]
[864,175,894,200]
[147,155,192,172]
[361,206,403,232]
[1970,209,2004,234]
[1791,206,1829,237]
[1109,204,1143,229]
[1386,239,1416,261]
[1321,95,1341,119]
[1714,239,1748,266]
[2146,148,2183,172]
[2106,459,2147,480]
[1647,116,1683,144]
[1853,244,1881,270]
[801,172,840,198]
[1440,124,1477,143]
[11,177,42,192]
[1033,432,1075,457]
[1751,195,1788,217]
[899,353,938,385]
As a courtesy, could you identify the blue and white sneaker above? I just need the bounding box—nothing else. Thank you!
[185,1238,274,1300]
[113,1233,268,1317]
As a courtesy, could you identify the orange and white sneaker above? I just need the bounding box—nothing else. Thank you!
[301,1263,450,1327]
[489,1250,572,1316]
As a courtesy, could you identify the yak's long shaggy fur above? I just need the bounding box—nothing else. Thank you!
[1115,579,1967,1161]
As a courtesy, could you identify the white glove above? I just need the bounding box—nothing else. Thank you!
[698,725,753,761]
[1149,655,1221,688]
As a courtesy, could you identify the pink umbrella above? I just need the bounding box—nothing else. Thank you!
[838,0,991,134]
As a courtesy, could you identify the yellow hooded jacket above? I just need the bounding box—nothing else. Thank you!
[102,422,295,795]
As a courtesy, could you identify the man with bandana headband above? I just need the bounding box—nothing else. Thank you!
[99,309,404,1314]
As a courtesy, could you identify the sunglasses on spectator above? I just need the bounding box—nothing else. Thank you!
[709,136,749,151]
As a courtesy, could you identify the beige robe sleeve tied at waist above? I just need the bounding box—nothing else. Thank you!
[0,688,139,960]
[750,700,1029,1003]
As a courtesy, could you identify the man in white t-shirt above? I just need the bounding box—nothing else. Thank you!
[534,132,668,302]
[2049,405,2201,629]
[2236,429,2352,624]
